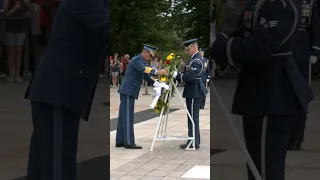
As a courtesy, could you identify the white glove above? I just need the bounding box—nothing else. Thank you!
[153,80,169,90]
[310,55,317,64]
[173,71,178,78]
[206,79,210,82]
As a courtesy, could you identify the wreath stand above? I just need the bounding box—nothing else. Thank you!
[150,79,196,151]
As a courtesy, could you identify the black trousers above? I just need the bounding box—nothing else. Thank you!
[289,112,307,143]
[27,101,80,180]
[289,62,309,144]
[243,115,297,180]
[186,98,201,147]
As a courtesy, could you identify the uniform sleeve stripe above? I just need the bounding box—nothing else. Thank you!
[226,38,235,66]
[144,67,152,74]
[312,46,320,51]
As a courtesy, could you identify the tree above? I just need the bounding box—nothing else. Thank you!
[171,0,210,49]
[111,0,174,55]
[111,0,210,57]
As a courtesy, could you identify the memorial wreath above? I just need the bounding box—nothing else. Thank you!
[151,53,180,114]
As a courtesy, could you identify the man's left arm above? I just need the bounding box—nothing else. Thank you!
[175,59,203,84]
[131,58,158,76]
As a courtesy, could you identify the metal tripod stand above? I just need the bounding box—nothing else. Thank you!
[150,79,196,151]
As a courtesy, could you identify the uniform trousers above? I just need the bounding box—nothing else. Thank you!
[116,94,136,145]
[289,112,307,143]
[200,81,207,108]
[27,101,80,180]
[243,115,297,180]
[289,62,309,143]
[186,98,201,147]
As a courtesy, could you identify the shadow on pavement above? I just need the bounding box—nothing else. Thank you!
[13,154,110,180]
[110,108,179,131]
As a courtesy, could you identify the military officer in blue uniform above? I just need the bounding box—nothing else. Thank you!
[172,38,207,150]
[288,0,320,151]
[199,48,210,109]
[24,0,109,179]
[211,0,313,179]
[116,44,168,149]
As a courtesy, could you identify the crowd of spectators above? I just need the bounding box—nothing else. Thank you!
[107,52,188,88]
[0,0,61,82]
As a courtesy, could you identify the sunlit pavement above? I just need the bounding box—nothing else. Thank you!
[110,86,210,179]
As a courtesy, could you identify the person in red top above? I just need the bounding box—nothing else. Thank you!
[121,54,130,78]
[32,0,61,60]
[34,0,61,40]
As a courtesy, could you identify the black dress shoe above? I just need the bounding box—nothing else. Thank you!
[115,144,125,147]
[288,142,301,151]
[200,107,204,109]
[179,144,199,150]
[125,144,142,149]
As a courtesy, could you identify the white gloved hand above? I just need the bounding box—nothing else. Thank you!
[310,55,318,64]
[173,71,178,78]
[206,79,210,82]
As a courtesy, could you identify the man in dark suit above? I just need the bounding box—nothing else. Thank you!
[24,0,109,179]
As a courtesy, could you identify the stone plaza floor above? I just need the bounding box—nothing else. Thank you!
[1,76,320,180]
[0,79,109,180]
[111,78,320,180]
[110,86,211,180]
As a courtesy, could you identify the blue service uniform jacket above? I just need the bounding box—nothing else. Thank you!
[176,52,207,98]
[25,0,109,121]
[119,54,156,99]
[211,0,313,115]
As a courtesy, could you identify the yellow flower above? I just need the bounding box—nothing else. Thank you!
[160,77,167,82]
[166,55,173,61]
[169,53,174,56]
[154,105,160,113]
